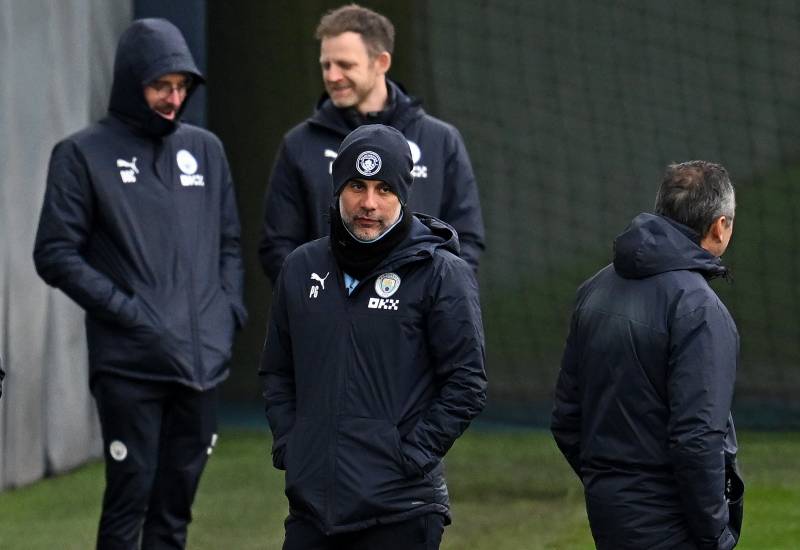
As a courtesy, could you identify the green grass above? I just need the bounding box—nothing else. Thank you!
[0,429,797,549]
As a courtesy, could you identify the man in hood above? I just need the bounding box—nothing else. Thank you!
[259,124,487,549]
[258,3,485,286]
[551,161,744,549]
[33,19,246,549]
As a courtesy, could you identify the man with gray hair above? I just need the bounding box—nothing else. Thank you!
[551,161,744,549]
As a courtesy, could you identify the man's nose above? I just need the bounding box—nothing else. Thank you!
[360,189,378,210]
[167,88,183,104]
[325,66,342,82]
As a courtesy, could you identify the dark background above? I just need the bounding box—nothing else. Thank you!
[142,1,800,427]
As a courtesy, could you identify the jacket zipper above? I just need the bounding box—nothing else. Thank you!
[327,266,347,528]
[161,139,204,388]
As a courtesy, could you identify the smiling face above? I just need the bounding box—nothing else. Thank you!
[339,178,401,241]
[143,73,192,120]
[320,32,390,114]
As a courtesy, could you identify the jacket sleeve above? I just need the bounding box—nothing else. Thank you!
[440,128,485,273]
[668,303,739,550]
[259,141,309,286]
[550,311,583,479]
[33,140,139,326]
[218,151,248,329]
[258,270,296,470]
[400,256,487,474]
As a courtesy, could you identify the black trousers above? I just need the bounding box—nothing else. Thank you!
[92,375,218,550]
[283,514,446,550]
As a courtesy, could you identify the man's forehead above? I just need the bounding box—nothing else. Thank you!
[150,72,192,84]
[319,32,369,59]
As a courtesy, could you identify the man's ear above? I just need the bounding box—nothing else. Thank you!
[714,215,733,236]
[374,51,391,75]
[700,215,729,255]
[707,216,726,242]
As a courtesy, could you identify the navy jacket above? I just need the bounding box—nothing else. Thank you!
[33,19,246,390]
[259,81,485,284]
[551,213,740,550]
[260,214,487,534]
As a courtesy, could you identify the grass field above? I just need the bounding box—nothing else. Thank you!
[0,428,798,549]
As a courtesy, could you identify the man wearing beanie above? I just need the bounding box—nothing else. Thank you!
[260,124,487,549]
[34,19,246,549]
[259,4,485,287]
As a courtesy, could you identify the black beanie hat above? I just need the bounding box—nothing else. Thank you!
[332,124,413,204]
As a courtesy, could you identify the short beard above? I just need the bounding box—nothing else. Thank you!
[339,198,401,243]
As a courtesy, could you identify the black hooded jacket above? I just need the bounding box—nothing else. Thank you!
[551,213,739,550]
[260,214,487,534]
[259,81,485,284]
[33,19,246,390]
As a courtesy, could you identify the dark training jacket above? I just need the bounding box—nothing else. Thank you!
[551,213,740,550]
[259,81,485,284]
[33,19,246,390]
[260,215,487,535]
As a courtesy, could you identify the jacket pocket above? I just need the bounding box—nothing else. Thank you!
[284,417,329,521]
[395,429,425,479]
[96,293,174,366]
[334,417,433,525]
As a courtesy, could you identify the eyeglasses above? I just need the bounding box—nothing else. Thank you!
[147,78,193,98]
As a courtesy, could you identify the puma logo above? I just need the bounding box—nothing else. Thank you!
[324,149,337,175]
[116,157,139,174]
[310,272,329,290]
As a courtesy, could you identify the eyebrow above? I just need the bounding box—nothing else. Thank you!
[152,77,192,85]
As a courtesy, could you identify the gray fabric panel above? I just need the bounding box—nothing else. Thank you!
[0,0,131,490]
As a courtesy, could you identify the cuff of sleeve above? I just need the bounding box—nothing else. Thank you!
[716,526,737,550]
[271,432,289,470]
[107,290,137,327]
[231,301,248,329]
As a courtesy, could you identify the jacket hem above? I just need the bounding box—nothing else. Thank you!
[290,503,449,536]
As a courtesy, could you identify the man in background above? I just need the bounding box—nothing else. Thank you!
[259,3,485,285]
[34,19,246,549]
[260,124,487,549]
[551,161,744,549]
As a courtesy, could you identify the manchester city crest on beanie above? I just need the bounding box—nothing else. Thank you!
[332,124,413,204]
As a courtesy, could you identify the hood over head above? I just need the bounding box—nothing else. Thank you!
[401,213,460,259]
[108,18,204,137]
[332,124,413,205]
[613,213,727,280]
